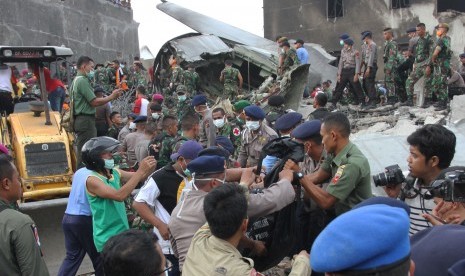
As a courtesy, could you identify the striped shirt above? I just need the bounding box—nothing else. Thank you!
[400,179,435,235]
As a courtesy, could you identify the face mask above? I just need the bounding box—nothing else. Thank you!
[213,117,225,128]
[182,160,191,177]
[339,40,344,46]
[178,95,187,102]
[129,122,136,130]
[104,158,115,169]
[87,70,95,79]
[246,121,260,131]
[152,113,160,120]
[197,174,226,185]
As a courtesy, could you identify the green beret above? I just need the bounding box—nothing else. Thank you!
[233,100,251,112]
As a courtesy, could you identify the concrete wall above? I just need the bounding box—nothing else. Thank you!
[264,0,465,77]
[0,0,139,63]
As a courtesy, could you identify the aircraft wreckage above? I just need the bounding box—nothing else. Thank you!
[152,1,337,112]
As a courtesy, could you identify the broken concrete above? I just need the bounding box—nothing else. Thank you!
[450,95,465,124]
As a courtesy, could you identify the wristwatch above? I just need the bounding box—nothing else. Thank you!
[294,172,304,180]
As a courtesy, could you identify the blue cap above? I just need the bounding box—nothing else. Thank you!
[339,33,350,40]
[244,105,265,120]
[187,155,226,176]
[354,197,410,215]
[311,204,410,273]
[191,95,208,107]
[291,120,321,140]
[215,136,235,155]
[343,38,354,46]
[449,259,465,276]
[274,112,302,131]
[406,27,417,33]
[170,140,203,161]
[361,31,372,40]
[198,146,230,159]
[133,115,147,123]
[411,225,465,276]
[128,113,137,120]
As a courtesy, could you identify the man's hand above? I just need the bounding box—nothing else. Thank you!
[423,200,463,225]
[383,184,402,198]
[364,68,370,78]
[156,222,170,240]
[240,167,256,187]
[137,156,157,178]
[425,65,431,76]
[284,159,300,172]
[110,88,123,100]
[279,169,294,182]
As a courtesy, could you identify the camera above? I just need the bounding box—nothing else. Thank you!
[373,164,405,187]
[425,170,465,202]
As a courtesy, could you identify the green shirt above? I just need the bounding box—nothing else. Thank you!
[86,170,129,251]
[0,199,49,276]
[72,72,96,116]
[321,142,372,215]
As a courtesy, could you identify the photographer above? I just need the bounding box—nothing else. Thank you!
[383,124,456,235]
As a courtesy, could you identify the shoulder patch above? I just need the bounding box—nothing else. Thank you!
[332,164,346,184]
[214,267,227,275]
[233,127,241,136]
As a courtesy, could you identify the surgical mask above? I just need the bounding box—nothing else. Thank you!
[213,117,225,128]
[196,174,226,185]
[129,122,136,130]
[87,70,95,79]
[152,113,160,120]
[104,158,115,169]
[182,160,191,177]
[178,95,187,102]
[339,40,344,46]
[246,121,260,131]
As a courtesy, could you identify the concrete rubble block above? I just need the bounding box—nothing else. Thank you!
[450,95,465,124]
[352,115,397,128]
[424,115,446,125]
[383,119,418,136]
[354,122,391,136]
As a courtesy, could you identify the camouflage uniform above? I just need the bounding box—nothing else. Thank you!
[94,67,112,92]
[171,135,190,154]
[383,39,399,98]
[265,106,286,130]
[170,65,184,91]
[281,47,300,75]
[157,132,177,168]
[175,98,193,123]
[229,118,245,160]
[431,36,452,101]
[56,68,69,83]
[183,69,200,94]
[406,33,435,99]
[129,70,148,90]
[107,124,123,140]
[237,123,278,168]
[221,67,240,100]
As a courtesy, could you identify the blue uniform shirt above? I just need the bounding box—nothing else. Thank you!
[65,168,92,216]
[296,47,309,64]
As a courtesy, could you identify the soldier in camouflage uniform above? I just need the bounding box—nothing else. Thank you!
[279,41,300,76]
[265,95,286,130]
[405,23,435,107]
[171,114,201,153]
[429,23,452,111]
[183,63,200,94]
[55,61,69,84]
[169,55,183,93]
[212,107,238,150]
[94,65,113,92]
[230,100,251,160]
[383,28,400,104]
[175,85,193,123]
[129,61,147,90]
[155,115,178,169]
[219,60,243,100]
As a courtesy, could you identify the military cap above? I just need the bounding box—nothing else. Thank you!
[295,39,304,45]
[198,146,230,159]
[406,27,417,33]
[104,61,112,67]
[281,41,291,47]
[215,136,235,155]
[411,225,465,276]
[339,33,350,40]
[244,105,265,120]
[176,85,187,94]
[354,196,410,215]
[361,31,372,40]
[459,53,465,59]
[274,112,302,131]
[343,38,354,45]
[94,86,105,94]
[277,36,288,43]
[268,95,285,107]
[233,100,251,112]
[152,93,164,101]
[127,113,137,120]
[170,140,203,161]
[291,120,321,140]
[191,95,208,107]
[311,205,410,273]
[435,23,449,30]
[133,115,147,123]
[187,155,226,176]
[150,103,162,112]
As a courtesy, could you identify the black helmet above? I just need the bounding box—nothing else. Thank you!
[82,136,120,171]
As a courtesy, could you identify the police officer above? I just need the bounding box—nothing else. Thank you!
[183,63,200,94]
[265,95,286,130]
[383,28,400,104]
[293,112,372,216]
[237,105,278,168]
[220,60,243,100]
[405,23,435,107]
[360,31,378,109]
[0,156,50,275]
[332,38,365,108]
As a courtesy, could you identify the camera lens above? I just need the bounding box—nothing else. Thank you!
[373,173,388,187]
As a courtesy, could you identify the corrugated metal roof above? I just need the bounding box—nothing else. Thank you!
[170,34,231,62]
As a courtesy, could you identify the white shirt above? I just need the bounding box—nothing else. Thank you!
[139,98,149,116]
[0,66,13,92]
[134,178,173,254]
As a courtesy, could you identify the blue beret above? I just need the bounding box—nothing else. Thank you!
[339,33,350,40]
[244,105,265,120]
[291,120,321,140]
[128,113,137,119]
[449,259,465,276]
[198,146,230,159]
[170,140,203,161]
[133,115,147,123]
[406,27,417,33]
[361,31,372,40]
[187,155,226,176]
[215,136,235,155]
[411,225,465,276]
[274,112,302,131]
[191,95,207,107]
[354,197,410,216]
[311,205,410,273]
[460,53,465,59]
[343,38,354,46]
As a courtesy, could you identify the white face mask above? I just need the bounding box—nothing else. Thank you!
[178,95,187,102]
[129,122,136,130]
[246,121,260,131]
[213,117,225,128]
[339,40,344,46]
[152,113,161,120]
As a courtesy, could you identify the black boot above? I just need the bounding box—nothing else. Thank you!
[421,98,433,108]
[434,100,447,111]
